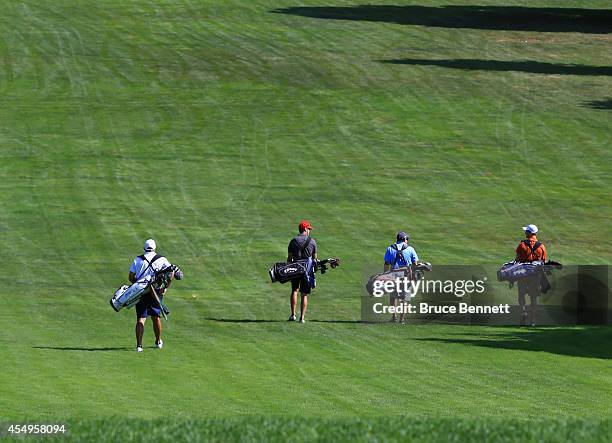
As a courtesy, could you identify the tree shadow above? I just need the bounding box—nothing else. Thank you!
[272,5,612,34]
[585,98,612,110]
[205,317,365,324]
[205,317,285,323]
[309,319,365,324]
[381,58,612,76]
[33,346,131,352]
[414,327,612,360]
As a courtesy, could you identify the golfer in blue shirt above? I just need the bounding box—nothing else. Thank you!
[384,231,418,272]
[384,232,419,323]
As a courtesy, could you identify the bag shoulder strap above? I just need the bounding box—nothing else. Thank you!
[392,244,407,265]
[136,254,163,280]
[522,240,542,259]
[299,237,312,259]
[522,239,541,253]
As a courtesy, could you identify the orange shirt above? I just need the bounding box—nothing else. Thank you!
[516,236,547,262]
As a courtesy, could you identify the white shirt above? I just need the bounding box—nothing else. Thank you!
[129,251,171,280]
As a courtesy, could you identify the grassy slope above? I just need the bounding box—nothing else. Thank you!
[9,418,612,443]
[0,0,610,439]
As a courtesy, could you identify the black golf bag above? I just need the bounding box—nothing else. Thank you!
[269,259,311,284]
[269,258,341,284]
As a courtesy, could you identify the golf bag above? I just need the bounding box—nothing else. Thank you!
[412,261,433,279]
[270,259,311,284]
[497,260,562,283]
[497,260,562,294]
[110,278,151,312]
[366,262,432,300]
[269,257,340,286]
[110,264,183,313]
[497,261,543,283]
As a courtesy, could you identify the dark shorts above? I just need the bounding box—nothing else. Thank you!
[291,277,311,295]
[390,292,407,302]
[136,293,163,319]
[518,275,540,298]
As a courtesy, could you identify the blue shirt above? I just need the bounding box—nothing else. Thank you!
[384,243,419,269]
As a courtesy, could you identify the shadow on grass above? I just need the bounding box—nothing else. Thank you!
[309,319,364,324]
[585,98,612,109]
[415,327,612,360]
[205,317,285,323]
[381,59,612,76]
[33,346,131,352]
[272,5,612,34]
[205,317,364,324]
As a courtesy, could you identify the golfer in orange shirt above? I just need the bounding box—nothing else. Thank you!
[515,224,548,326]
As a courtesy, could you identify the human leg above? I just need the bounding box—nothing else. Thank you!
[300,293,308,322]
[152,315,162,345]
[135,317,146,349]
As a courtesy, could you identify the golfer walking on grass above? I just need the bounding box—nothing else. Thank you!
[287,220,317,323]
[130,239,173,352]
[384,231,419,323]
[515,224,548,327]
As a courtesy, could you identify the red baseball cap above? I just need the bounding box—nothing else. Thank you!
[299,220,314,231]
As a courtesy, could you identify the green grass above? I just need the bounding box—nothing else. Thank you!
[1,0,610,441]
[7,418,612,443]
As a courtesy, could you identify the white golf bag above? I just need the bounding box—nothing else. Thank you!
[110,264,184,313]
[110,277,152,312]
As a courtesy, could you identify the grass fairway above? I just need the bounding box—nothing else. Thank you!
[1,0,611,441]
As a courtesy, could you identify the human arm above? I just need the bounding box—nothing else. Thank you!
[287,239,295,262]
[515,243,523,262]
[129,259,138,283]
[541,244,548,261]
[383,247,393,271]
[408,247,419,265]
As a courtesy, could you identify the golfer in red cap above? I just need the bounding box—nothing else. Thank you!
[286,220,318,323]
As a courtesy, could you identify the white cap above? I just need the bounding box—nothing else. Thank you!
[144,239,156,252]
[522,224,538,234]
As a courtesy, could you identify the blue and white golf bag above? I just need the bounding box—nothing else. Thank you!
[497,261,545,283]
